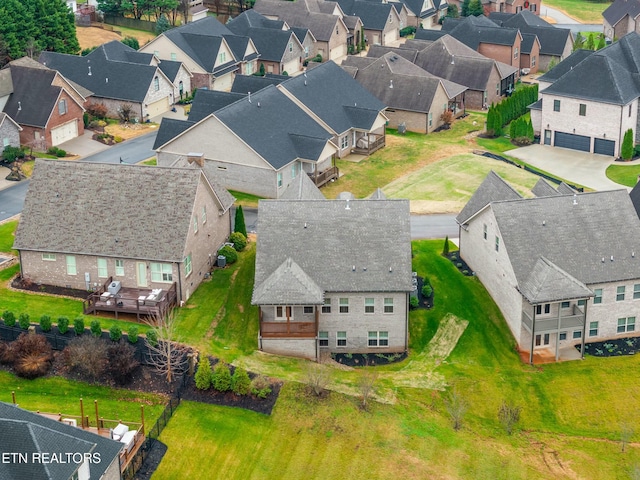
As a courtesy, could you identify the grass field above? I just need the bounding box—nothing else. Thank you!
[606,163,640,187]
[0,220,18,255]
[228,190,263,208]
[153,241,640,479]
[540,0,607,23]
[76,26,156,50]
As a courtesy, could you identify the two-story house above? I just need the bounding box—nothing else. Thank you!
[603,0,640,41]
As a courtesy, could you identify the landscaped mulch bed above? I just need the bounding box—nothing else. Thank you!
[415,276,434,309]
[446,252,474,276]
[576,337,640,357]
[332,352,407,367]
[11,275,89,299]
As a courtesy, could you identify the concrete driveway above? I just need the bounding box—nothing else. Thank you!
[57,130,110,158]
[505,144,635,191]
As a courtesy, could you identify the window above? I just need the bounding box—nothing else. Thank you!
[339,298,349,313]
[303,306,313,314]
[618,317,636,333]
[536,305,541,315]
[553,100,560,112]
[579,104,586,116]
[185,254,192,277]
[170,52,177,60]
[384,297,394,313]
[202,206,207,224]
[428,112,433,127]
[58,99,67,115]
[288,42,293,52]
[577,299,586,306]
[193,216,198,233]
[573,330,582,339]
[319,331,329,347]
[495,236,499,252]
[154,50,159,56]
[115,259,124,276]
[304,46,309,58]
[340,135,348,149]
[389,14,393,23]
[544,304,550,314]
[368,331,388,347]
[219,52,226,63]
[291,163,297,179]
[2,138,8,147]
[617,285,625,301]
[559,332,567,341]
[42,253,56,261]
[66,255,76,275]
[532,56,536,67]
[593,288,602,304]
[277,172,283,188]
[322,298,331,314]
[246,62,253,75]
[153,76,159,91]
[589,321,598,337]
[483,224,487,240]
[364,298,375,314]
[561,301,570,309]
[275,306,284,319]
[514,47,518,59]
[336,26,339,35]
[337,331,347,347]
[483,91,487,104]
[151,263,173,282]
[496,83,500,95]
[634,284,640,299]
[97,258,108,278]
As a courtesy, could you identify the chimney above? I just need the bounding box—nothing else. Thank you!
[187,152,205,167]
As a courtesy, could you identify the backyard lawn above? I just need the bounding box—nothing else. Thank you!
[540,0,607,23]
[606,163,640,187]
[0,220,18,254]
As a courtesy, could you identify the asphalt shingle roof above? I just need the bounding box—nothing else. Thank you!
[456,170,522,225]
[231,73,288,93]
[538,48,594,83]
[2,65,60,128]
[519,256,593,303]
[495,11,571,56]
[158,59,185,82]
[169,156,235,210]
[252,257,325,304]
[187,89,247,122]
[531,178,561,197]
[253,199,413,300]
[336,0,395,30]
[367,44,419,62]
[603,0,640,27]
[153,118,196,150]
[279,171,327,199]
[438,15,521,50]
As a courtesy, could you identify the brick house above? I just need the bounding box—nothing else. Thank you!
[457,171,640,364]
[396,0,448,28]
[335,0,401,46]
[0,113,21,149]
[13,159,234,303]
[603,0,640,41]
[252,197,412,360]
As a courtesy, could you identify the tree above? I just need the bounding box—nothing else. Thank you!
[573,33,585,51]
[155,14,172,34]
[446,4,459,18]
[359,371,378,410]
[596,34,606,50]
[212,362,232,392]
[63,336,108,381]
[118,104,133,123]
[145,310,190,385]
[259,62,266,76]
[442,236,450,256]
[107,341,139,385]
[121,36,140,50]
[305,363,330,396]
[234,205,247,237]
[468,0,484,16]
[443,386,468,431]
[194,356,212,390]
[461,0,470,16]
[621,128,634,160]
[585,33,595,50]
[231,367,251,395]
[497,400,521,435]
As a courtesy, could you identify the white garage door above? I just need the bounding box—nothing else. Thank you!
[283,58,300,75]
[51,120,78,146]
[330,44,347,61]
[146,97,169,118]
[213,72,234,92]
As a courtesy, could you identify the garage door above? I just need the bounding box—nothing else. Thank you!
[51,120,78,146]
[554,131,590,152]
[283,58,300,75]
[146,97,169,118]
[329,44,347,61]
[593,138,615,156]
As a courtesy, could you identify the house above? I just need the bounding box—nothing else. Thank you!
[457,171,640,364]
[278,60,387,157]
[395,0,446,28]
[489,11,573,70]
[139,17,259,90]
[187,0,209,22]
[154,85,338,198]
[227,10,306,75]
[13,159,233,303]
[252,197,412,360]
[279,171,327,199]
[370,35,518,109]
[230,73,288,94]
[447,0,540,17]
[603,0,640,41]
[341,52,467,133]
[40,41,183,120]
[1,60,86,148]
[0,401,122,480]
[335,0,401,46]
[532,32,640,156]
[0,112,22,148]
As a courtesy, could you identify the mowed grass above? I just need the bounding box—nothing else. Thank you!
[606,163,640,187]
[228,190,263,208]
[540,0,607,23]
[0,220,18,254]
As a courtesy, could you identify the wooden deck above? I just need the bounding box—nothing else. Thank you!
[83,277,177,320]
[259,309,317,338]
[308,166,339,188]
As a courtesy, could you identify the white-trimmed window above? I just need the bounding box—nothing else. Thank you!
[384,297,393,313]
[58,99,67,115]
[42,253,56,261]
[170,52,177,60]
[304,46,309,58]
[2,138,9,147]
[288,42,293,52]
[322,298,331,314]
[561,301,570,309]
[193,216,198,233]
[246,62,253,75]
[303,306,313,314]
[97,258,108,278]
[577,299,586,306]
[275,306,292,319]
[593,289,603,304]
[151,262,173,282]
[185,254,192,277]
[154,76,159,91]
[618,317,636,333]
[219,52,226,63]
[483,224,487,240]
[532,56,536,67]
[589,321,598,337]
[66,255,76,275]
[496,83,500,95]
[559,332,567,341]
[336,331,347,346]
[634,284,640,299]
[428,112,433,128]
[514,47,518,58]
[389,14,393,22]
[115,259,124,276]
[553,99,560,112]
[340,135,348,149]
[535,304,550,315]
[291,163,297,179]
[579,104,586,116]
[277,172,283,188]
[573,330,582,339]
[319,331,329,347]
[364,298,375,314]
[617,286,626,301]
[339,298,349,313]
[202,206,207,224]
[368,331,389,347]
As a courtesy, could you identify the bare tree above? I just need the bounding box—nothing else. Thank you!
[498,400,521,435]
[305,362,330,396]
[359,370,378,410]
[145,309,189,386]
[118,103,134,123]
[443,386,468,431]
[25,38,40,59]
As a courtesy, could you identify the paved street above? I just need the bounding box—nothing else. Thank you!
[542,5,602,34]
[81,131,158,164]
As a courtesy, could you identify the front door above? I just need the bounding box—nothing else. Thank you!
[544,130,551,145]
[137,262,147,287]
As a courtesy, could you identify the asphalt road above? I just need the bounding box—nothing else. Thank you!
[0,180,30,221]
[542,5,602,34]
[81,131,158,164]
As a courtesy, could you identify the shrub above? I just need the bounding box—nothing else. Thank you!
[2,146,25,163]
[63,336,108,381]
[440,110,454,126]
[47,147,58,155]
[55,149,66,157]
[90,320,102,337]
[107,341,139,385]
[229,232,247,251]
[621,128,634,160]
[306,363,330,396]
[399,26,416,37]
[89,120,107,130]
[121,36,140,50]
[218,245,238,265]
[409,296,419,309]
[85,102,108,119]
[18,313,31,330]
[145,329,158,347]
[127,326,139,344]
[11,333,53,379]
[422,284,433,298]
[444,387,468,431]
[498,400,521,435]
[456,262,463,268]
[81,46,97,56]
[114,136,123,143]
[232,367,251,395]
[109,325,122,342]
[40,315,52,332]
[250,375,272,399]
[57,317,69,334]
[73,317,85,335]
[212,362,232,392]
[2,311,15,327]
[195,357,212,390]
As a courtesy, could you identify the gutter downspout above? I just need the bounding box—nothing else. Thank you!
[581,301,588,359]
[529,305,536,365]
[176,262,183,305]
[619,104,624,157]
[18,251,23,279]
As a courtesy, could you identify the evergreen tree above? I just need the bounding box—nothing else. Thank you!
[585,33,595,50]
[468,0,484,16]
[234,205,247,237]
[195,357,212,390]
[596,34,606,50]
[527,119,534,142]
[231,367,251,395]
[259,62,266,76]
[621,129,634,160]
[461,0,470,16]
[442,236,450,256]
[121,36,140,50]
[155,14,172,34]
[573,33,585,51]
[446,4,459,18]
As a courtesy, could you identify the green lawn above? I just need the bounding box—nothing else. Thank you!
[0,220,18,254]
[228,190,263,208]
[140,157,157,166]
[540,0,607,23]
[606,163,640,187]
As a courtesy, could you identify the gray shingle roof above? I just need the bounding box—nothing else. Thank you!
[227,9,287,35]
[13,160,219,262]
[254,199,413,299]
[531,178,561,197]
[158,59,185,82]
[239,28,299,62]
[520,32,538,54]
[281,60,386,134]
[188,89,247,122]
[398,0,437,17]
[169,156,236,210]
[0,402,121,480]
[336,0,394,30]
[252,257,324,304]
[367,44,419,62]
[498,11,571,56]
[153,118,196,149]
[556,182,577,195]
[518,256,593,303]
[0,112,21,132]
[368,187,387,199]
[456,170,522,225]
[0,68,13,98]
[527,98,542,110]
[440,15,521,49]
[231,73,288,93]
[2,65,61,128]
[538,48,594,83]
[279,172,327,199]
[223,34,259,64]
[603,0,640,27]
[630,181,640,218]
[414,29,447,42]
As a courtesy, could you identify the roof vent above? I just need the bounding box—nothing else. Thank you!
[352,265,356,272]
[389,266,393,272]
[611,255,614,262]
[105,77,108,83]
[573,194,577,205]
[257,102,261,108]
[304,222,307,228]
[389,80,393,88]
[451,55,455,65]
[633,252,635,258]
[363,267,367,271]
[88,66,92,76]
[542,220,546,226]
[17,101,21,111]
[345,199,351,210]
[601,257,605,263]
[248,91,252,103]
[304,80,307,86]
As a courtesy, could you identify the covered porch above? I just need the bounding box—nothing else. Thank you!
[352,127,386,155]
[259,305,319,338]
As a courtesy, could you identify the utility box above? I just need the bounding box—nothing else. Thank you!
[217,255,226,268]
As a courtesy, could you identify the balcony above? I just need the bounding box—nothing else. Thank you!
[522,305,585,334]
[308,166,339,188]
[259,308,317,338]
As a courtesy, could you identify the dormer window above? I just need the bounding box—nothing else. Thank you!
[219,52,226,63]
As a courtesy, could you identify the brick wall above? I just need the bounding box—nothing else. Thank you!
[478,39,520,77]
